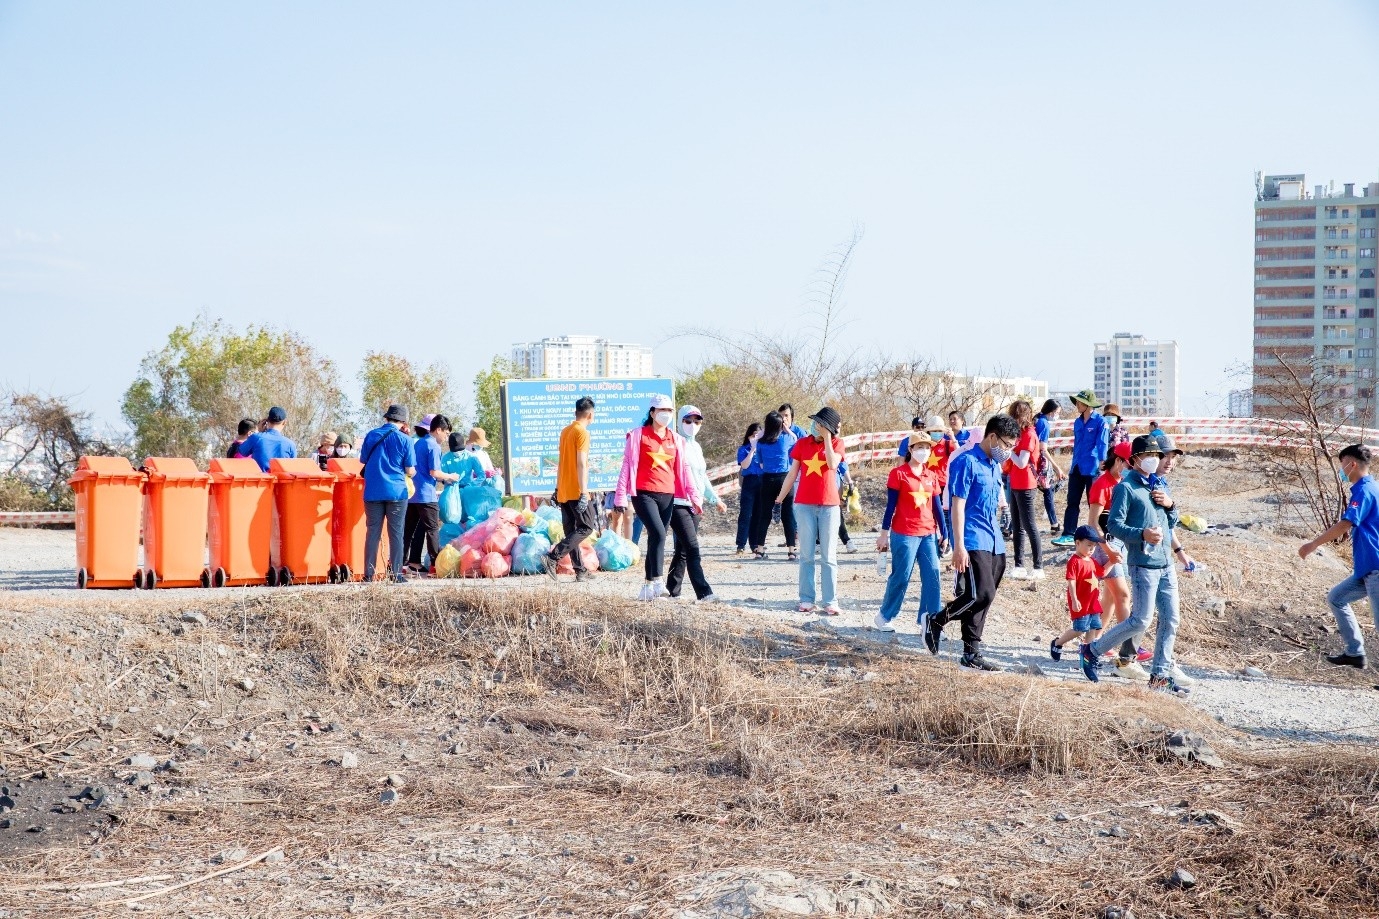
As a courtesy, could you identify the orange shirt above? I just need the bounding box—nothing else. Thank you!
[635,425,677,494]
[555,421,590,502]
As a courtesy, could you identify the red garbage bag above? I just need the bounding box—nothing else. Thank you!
[484,521,520,556]
[494,507,524,526]
[459,520,495,554]
[556,553,574,575]
[458,544,484,577]
[479,551,511,579]
[579,542,600,572]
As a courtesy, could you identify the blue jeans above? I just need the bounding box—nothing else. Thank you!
[736,475,761,551]
[794,503,839,607]
[1328,571,1379,657]
[364,499,407,581]
[1090,565,1180,678]
[878,532,941,623]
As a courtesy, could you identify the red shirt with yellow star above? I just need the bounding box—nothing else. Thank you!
[885,463,940,536]
[927,435,955,489]
[634,425,678,493]
[1065,554,1106,618]
[790,436,846,505]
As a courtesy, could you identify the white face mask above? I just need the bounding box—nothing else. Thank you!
[911,449,931,465]
[1137,457,1159,476]
[680,421,700,438]
[334,446,349,456]
[653,410,673,426]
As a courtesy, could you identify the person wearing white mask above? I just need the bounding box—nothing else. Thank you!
[873,431,946,632]
[1078,435,1188,695]
[613,394,702,601]
[665,405,723,601]
[332,434,354,460]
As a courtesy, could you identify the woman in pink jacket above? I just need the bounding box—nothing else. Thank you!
[614,394,708,601]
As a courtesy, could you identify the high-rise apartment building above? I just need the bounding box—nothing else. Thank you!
[1253,173,1379,421]
[511,335,655,379]
[1092,333,1180,417]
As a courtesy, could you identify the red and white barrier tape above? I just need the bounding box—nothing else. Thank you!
[0,511,76,526]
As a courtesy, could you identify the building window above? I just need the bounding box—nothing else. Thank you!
[1360,348,1375,359]
[1343,229,1351,239]
[1343,209,1351,218]
[1362,249,1377,259]
[1363,208,1377,218]
[1362,308,1376,319]
[1363,289,1377,299]
[1361,328,1375,340]
[1363,228,1378,239]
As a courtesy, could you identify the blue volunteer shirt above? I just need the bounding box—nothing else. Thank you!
[947,443,1004,555]
[1071,411,1108,477]
[1345,475,1379,579]
[1034,414,1051,444]
[756,433,795,474]
[237,429,297,472]
[411,436,443,504]
[360,424,415,502]
[737,444,764,476]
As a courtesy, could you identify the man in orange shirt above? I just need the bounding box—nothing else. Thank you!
[544,397,597,582]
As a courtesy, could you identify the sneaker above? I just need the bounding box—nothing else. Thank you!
[575,570,595,583]
[872,612,896,633]
[1049,639,1062,661]
[822,603,842,616]
[844,543,857,554]
[540,556,560,582]
[1136,646,1153,663]
[1149,674,1191,696]
[921,613,942,655]
[1327,652,1368,669]
[1009,567,1030,580]
[735,549,746,557]
[1079,643,1101,682]
[1168,665,1196,687]
[797,602,815,613]
[960,653,1002,672]
[651,580,669,599]
[637,583,656,602]
[1030,569,1046,581]
[696,593,718,604]
[1051,535,1075,548]
[1114,660,1150,681]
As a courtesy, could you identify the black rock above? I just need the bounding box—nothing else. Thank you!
[1169,867,1197,889]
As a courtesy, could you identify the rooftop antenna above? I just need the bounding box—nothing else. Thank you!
[1254,170,1263,200]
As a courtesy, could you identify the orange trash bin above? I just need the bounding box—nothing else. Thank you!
[69,456,146,589]
[327,457,391,582]
[270,458,334,586]
[208,457,274,587]
[140,457,211,589]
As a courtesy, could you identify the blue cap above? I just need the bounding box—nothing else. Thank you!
[1073,524,1104,544]
[266,406,286,423]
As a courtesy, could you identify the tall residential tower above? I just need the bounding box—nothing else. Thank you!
[1093,333,1180,418]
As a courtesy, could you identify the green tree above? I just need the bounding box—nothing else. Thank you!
[471,355,524,451]
[0,387,122,510]
[121,317,349,463]
[674,363,780,463]
[357,351,456,429]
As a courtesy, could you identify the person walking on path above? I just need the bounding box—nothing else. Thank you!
[665,405,722,601]
[1034,399,1066,533]
[544,397,598,583]
[405,414,459,574]
[1301,444,1379,670]
[1049,525,1110,660]
[1053,390,1108,548]
[1087,441,1149,680]
[734,422,764,556]
[1078,435,1188,694]
[776,404,808,548]
[873,431,946,632]
[237,406,297,472]
[749,411,797,558]
[360,404,416,583]
[922,414,1021,671]
[1005,399,1044,580]
[897,417,925,458]
[614,394,702,601]
[775,407,847,615]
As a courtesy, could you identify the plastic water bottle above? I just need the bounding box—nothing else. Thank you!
[875,550,889,577]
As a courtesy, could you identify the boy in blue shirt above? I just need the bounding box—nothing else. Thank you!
[360,404,417,583]
[1301,444,1379,670]
[237,406,297,472]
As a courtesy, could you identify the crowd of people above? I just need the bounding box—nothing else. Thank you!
[226,390,1379,695]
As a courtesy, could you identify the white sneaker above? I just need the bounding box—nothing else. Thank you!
[1168,665,1196,687]
[696,593,718,604]
[844,544,858,554]
[872,612,896,632]
[651,579,668,598]
[1030,569,1046,581]
[1115,660,1151,681]
[637,583,655,601]
[1009,567,1030,580]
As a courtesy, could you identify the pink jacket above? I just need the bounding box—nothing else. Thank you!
[614,426,702,512]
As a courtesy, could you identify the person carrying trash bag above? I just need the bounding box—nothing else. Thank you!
[360,404,416,583]
[614,394,703,601]
[543,396,599,583]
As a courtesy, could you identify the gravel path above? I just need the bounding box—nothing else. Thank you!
[4,523,1379,746]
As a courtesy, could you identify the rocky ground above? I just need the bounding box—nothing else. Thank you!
[0,452,1376,916]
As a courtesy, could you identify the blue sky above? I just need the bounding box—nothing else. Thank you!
[2,0,1377,432]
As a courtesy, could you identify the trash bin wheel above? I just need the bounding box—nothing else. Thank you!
[200,568,212,589]
[327,565,338,584]
[134,571,145,590]
[212,568,227,589]
[76,568,89,590]
[145,570,158,591]
[266,567,278,587]
[278,567,293,587]
[338,564,352,583]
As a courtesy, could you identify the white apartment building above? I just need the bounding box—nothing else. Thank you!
[511,335,655,379]
[1093,333,1180,417]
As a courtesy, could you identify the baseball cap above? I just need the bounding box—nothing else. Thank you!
[649,394,674,411]
[679,405,704,422]
[1112,441,1133,462]
[1073,524,1105,544]
[1130,434,1163,456]
[266,406,286,423]
[1071,389,1102,408]
[1155,433,1184,456]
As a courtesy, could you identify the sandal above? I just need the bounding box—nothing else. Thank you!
[787,550,799,562]
[752,548,767,559]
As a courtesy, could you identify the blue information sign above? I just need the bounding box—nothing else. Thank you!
[500,377,675,496]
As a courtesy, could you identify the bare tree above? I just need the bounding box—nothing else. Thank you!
[0,388,121,510]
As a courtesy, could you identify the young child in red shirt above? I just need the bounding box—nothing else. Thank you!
[1049,525,1110,661]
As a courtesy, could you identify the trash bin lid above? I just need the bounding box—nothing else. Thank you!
[209,457,274,482]
[269,457,335,480]
[326,457,364,479]
[68,455,144,485]
[144,456,210,483]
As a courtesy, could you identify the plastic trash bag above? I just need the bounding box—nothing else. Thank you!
[461,484,503,525]
[494,507,524,527]
[479,551,511,579]
[546,521,565,545]
[439,484,464,524]
[1179,513,1209,534]
[458,519,496,555]
[439,521,464,547]
[579,543,600,572]
[846,483,863,519]
[457,545,484,578]
[594,530,636,572]
[535,504,562,525]
[519,509,538,531]
[484,522,520,556]
[510,532,553,575]
[502,494,525,510]
[434,544,462,579]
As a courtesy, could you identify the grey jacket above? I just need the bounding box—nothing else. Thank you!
[1107,470,1180,569]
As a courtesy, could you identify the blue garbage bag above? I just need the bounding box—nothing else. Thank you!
[439,484,463,524]
[438,521,465,547]
[448,451,488,488]
[535,504,562,525]
[594,530,636,572]
[461,484,502,525]
[510,532,553,575]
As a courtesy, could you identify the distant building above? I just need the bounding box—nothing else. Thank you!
[1252,172,1379,422]
[511,335,654,379]
[1093,333,1180,417]
[1228,388,1254,419]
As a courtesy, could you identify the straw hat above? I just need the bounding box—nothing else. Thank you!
[467,427,490,448]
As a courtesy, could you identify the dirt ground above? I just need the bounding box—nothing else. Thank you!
[0,453,1377,917]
